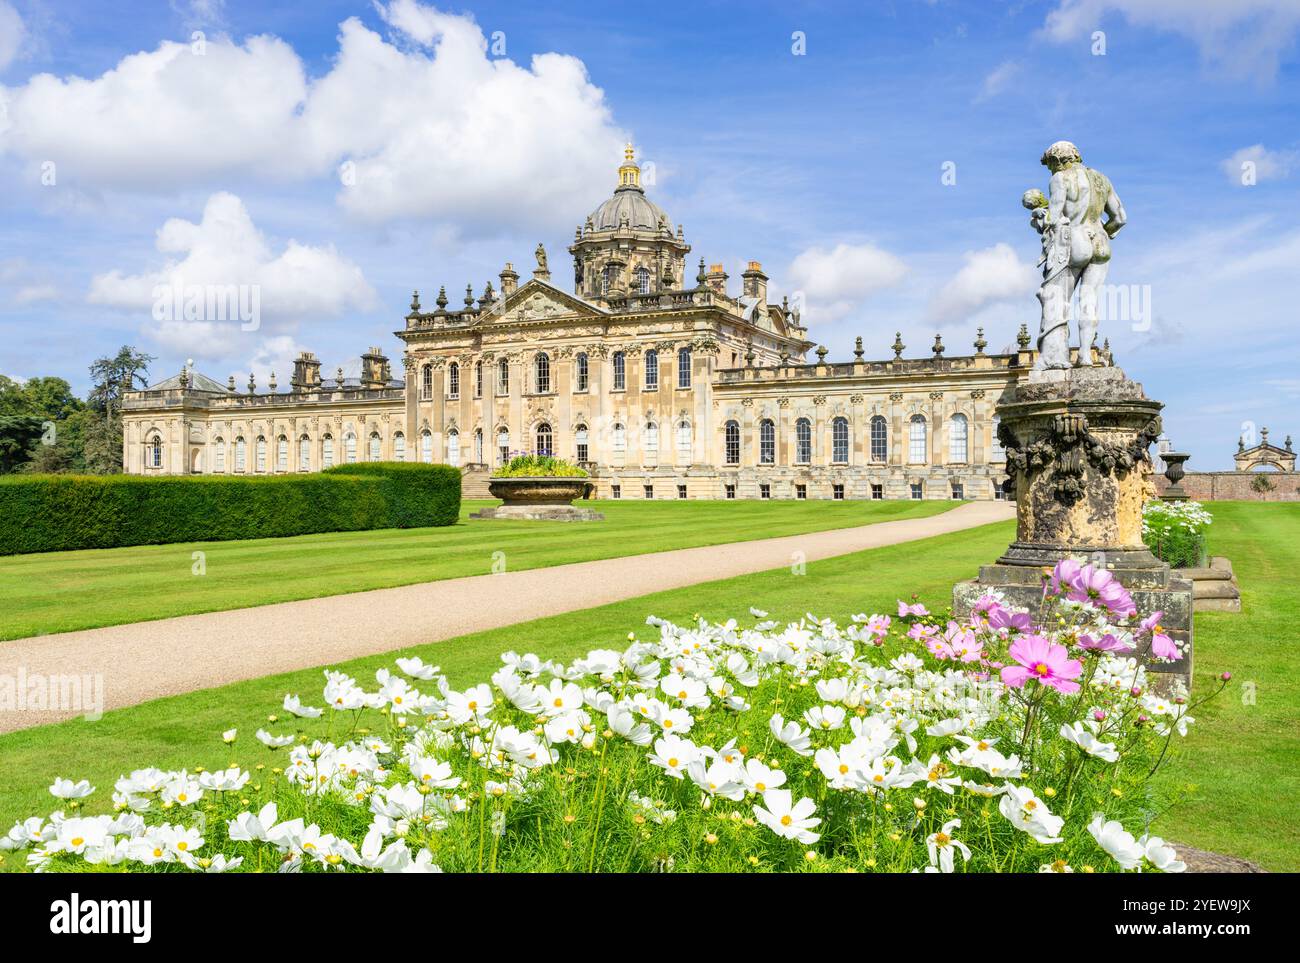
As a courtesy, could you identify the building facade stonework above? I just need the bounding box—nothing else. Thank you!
[123,150,1036,500]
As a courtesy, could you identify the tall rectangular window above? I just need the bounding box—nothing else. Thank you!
[795,418,811,463]
[832,417,849,464]
[613,352,626,391]
[870,415,888,462]
[909,416,927,464]
[677,347,692,388]
[576,353,589,392]
[644,350,659,390]
[949,414,969,463]
[759,419,775,465]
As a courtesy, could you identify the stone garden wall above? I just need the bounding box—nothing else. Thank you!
[1154,471,1300,501]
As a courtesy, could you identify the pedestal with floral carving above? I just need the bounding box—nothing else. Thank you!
[953,367,1194,693]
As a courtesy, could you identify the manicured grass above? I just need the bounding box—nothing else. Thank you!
[0,497,953,641]
[0,519,1014,849]
[1149,501,1300,871]
[2,503,1291,871]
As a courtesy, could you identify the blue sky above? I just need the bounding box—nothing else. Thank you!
[2,0,1299,468]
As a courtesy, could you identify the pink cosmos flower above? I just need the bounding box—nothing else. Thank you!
[908,622,938,643]
[1047,558,1083,596]
[898,600,930,618]
[1059,562,1137,617]
[987,606,1034,633]
[1077,632,1135,654]
[1140,611,1182,661]
[1000,635,1084,693]
[866,614,892,638]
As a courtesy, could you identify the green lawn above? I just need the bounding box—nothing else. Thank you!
[0,497,952,641]
[1,503,1293,871]
[1149,501,1300,871]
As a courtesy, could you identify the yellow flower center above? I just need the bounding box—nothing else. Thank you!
[780,815,793,826]
[1033,663,1050,677]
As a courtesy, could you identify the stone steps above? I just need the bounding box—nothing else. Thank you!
[460,466,494,500]
[1182,557,1241,613]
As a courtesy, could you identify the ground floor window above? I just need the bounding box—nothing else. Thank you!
[612,484,621,499]
[644,485,653,499]
[911,481,924,500]
[760,483,771,499]
[322,435,333,468]
[298,436,310,471]
[725,484,736,500]
[795,483,807,499]
[951,482,964,500]
[677,484,687,500]
[420,430,432,464]
[393,432,405,462]
[146,436,162,468]
[832,483,845,500]
[871,483,883,500]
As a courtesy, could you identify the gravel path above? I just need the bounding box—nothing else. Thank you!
[0,501,1013,733]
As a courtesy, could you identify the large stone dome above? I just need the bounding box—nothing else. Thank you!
[585,145,672,232]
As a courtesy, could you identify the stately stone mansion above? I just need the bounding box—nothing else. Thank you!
[123,148,1058,501]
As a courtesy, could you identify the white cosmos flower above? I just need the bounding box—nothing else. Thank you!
[686,758,745,800]
[648,734,700,779]
[740,757,786,795]
[221,728,237,744]
[54,817,108,855]
[1000,784,1064,844]
[753,789,821,843]
[227,802,281,843]
[769,714,813,756]
[256,729,296,749]
[283,694,324,718]
[197,767,250,792]
[803,705,847,731]
[926,818,971,873]
[1138,834,1186,873]
[608,705,654,746]
[408,756,461,790]
[395,656,440,680]
[1059,721,1120,762]
[49,778,94,800]
[1088,814,1145,870]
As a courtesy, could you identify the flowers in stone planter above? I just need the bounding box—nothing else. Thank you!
[1142,500,1212,568]
[2,559,1229,874]
[491,455,588,478]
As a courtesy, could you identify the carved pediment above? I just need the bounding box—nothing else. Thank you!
[492,279,607,325]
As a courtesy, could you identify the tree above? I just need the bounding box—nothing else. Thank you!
[0,376,87,473]
[0,415,46,473]
[88,346,155,421]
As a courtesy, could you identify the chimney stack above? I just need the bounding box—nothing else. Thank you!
[741,261,768,311]
[290,351,322,392]
[706,263,728,298]
[499,262,519,297]
[360,347,389,389]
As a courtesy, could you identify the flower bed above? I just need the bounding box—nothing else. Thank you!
[491,455,588,478]
[2,560,1225,873]
[1142,500,1213,568]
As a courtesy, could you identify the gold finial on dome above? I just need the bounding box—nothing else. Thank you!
[618,142,641,189]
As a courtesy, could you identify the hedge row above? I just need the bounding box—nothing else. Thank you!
[0,463,462,556]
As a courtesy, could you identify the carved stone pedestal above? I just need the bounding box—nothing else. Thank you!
[952,366,1193,693]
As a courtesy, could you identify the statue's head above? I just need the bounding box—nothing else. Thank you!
[1040,140,1082,171]
[1021,188,1047,210]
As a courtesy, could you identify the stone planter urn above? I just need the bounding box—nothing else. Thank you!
[1160,451,1191,501]
[469,476,604,522]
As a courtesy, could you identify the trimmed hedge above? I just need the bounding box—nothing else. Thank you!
[0,462,462,556]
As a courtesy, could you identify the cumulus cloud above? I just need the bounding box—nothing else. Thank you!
[1221,144,1297,185]
[786,242,908,323]
[1041,0,1300,81]
[87,192,375,360]
[0,0,24,72]
[927,243,1037,324]
[0,1,626,235]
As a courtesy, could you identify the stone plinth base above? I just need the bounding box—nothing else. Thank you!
[469,505,605,522]
[953,364,1192,694]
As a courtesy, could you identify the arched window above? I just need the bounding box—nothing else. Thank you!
[909,415,927,464]
[420,429,432,464]
[644,349,659,390]
[474,428,483,463]
[575,353,589,392]
[634,266,651,294]
[497,358,509,394]
[949,413,969,463]
[575,424,589,462]
[345,431,358,463]
[321,434,334,468]
[421,364,433,400]
[474,361,483,398]
[255,436,267,472]
[535,353,551,393]
[990,415,1004,462]
[393,431,405,462]
[832,417,849,464]
[724,420,740,465]
[298,435,310,471]
[277,435,289,472]
[612,423,626,465]
[759,419,776,465]
[367,432,381,461]
[870,415,888,462]
[147,435,162,469]
[496,428,509,466]
[235,436,247,472]
[447,362,460,399]
[612,351,626,390]
[447,429,460,466]
[676,420,692,464]
[535,422,553,456]
[795,417,812,464]
[214,437,226,472]
[645,422,659,465]
[602,264,618,295]
[677,347,692,388]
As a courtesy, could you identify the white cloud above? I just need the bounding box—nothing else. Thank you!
[927,243,1037,324]
[1221,144,1296,185]
[1041,0,1300,81]
[0,2,627,235]
[785,242,908,323]
[976,60,1020,102]
[0,0,24,72]
[13,283,58,304]
[87,192,375,360]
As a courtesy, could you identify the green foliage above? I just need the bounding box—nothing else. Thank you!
[323,462,462,529]
[1251,473,1275,493]
[491,455,588,478]
[0,463,461,556]
[0,415,46,474]
[1141,499,1211,568]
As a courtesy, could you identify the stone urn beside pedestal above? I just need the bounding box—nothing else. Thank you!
[469,477,604,522]
[953,366,1194,694]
